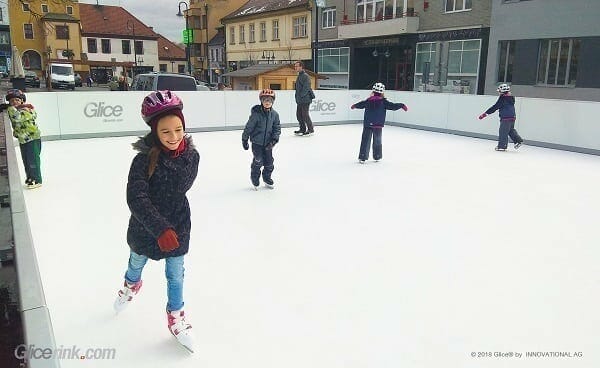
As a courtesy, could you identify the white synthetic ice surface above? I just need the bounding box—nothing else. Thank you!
[22,125,600,367]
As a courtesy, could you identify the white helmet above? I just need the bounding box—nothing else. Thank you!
[372,82,385,94]
[497,83,510,93]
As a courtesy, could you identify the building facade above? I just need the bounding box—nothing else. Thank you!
[413,0,491,95]
[0,1,10,76]
[187,0,246,81]
[8,0,85,78]
[485,0,600,101]
[221,0,313,72]
[79,4,159,83]
[158,35,187,74]
[313,0,420,90]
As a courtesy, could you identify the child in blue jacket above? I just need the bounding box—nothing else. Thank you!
[242,89,281,189]
[351,82,407,163]
[479,83,524,151]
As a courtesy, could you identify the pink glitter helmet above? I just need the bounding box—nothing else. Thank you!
[141,90,183,124]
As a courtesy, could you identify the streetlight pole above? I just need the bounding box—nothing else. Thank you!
[314,0,326,74]
[127,19,137,79]
[177,1,192,75]
[204,2,209,82]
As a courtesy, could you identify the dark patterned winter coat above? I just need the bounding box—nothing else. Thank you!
[126,135,199,260]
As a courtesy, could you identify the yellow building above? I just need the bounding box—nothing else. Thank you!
[187,0,246,80]
[8,0,84,76]
[221,0,313,70]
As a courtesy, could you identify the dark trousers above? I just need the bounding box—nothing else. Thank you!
[296,103,313,133]
[498,120,523,149]
[358,127,383,161]
[20,139,42,183]
[251,143,274,183]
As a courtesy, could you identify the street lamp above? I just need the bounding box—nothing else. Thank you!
[126,19,137,79]
[204,2,209,82]
[262,50,275,64]
[314,0,326,74]
[177,1,192,75]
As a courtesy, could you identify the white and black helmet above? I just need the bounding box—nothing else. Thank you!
[497,83,510,93]
[372,82,385,94]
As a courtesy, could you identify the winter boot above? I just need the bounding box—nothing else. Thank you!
[113,280,143,313]
[167,310,195,352]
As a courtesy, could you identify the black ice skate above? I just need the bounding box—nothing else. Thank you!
[495,147,507,152]
[263,177,274,189]
[294,129,306,135]
[514,142,522,149]
[251,176,260,190]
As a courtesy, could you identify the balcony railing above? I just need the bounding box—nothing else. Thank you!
[338,11,419,39]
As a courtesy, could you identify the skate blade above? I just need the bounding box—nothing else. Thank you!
[265,184,274,189]
[253,186,259,191]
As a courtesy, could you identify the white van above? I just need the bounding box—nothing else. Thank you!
[49,63,75,90]
[131,73,199,91]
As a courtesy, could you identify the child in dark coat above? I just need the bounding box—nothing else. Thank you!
[242,89,281,189]
[479,83,524,151]
[113,90,199,353]
[351,82,407,163]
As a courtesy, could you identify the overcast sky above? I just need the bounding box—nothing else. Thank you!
[81,0,187,44]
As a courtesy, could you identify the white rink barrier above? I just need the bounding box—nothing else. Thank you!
[26,90,600,154]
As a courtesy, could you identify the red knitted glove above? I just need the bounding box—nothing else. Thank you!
[478,113,487,120]
[157,229,180,252]
[350,104,355,109]
[401,105,408,111]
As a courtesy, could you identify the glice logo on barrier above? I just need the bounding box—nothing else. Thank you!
[84,102,124,118]
[14,344,117,361]
[310,99,337,115]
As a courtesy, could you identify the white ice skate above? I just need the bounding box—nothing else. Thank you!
[113,280,143,313]
[167,310,195,353]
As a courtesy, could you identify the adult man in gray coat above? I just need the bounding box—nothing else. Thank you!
[294,61,314,136]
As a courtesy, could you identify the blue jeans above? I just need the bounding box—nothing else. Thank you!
[498,119,523,149]
[124,251,185,312]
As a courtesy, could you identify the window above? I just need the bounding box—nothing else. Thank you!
[249,23,255,43]
[497,40,515,83]
[101,39,111,54]
[87,38,97,53]
[537,38,580,86]
[22,3,30,11]
[239,25,245,43]
[24,24,34,39]
[445,0,472,12]
[66,6,73,15]
[293,16,307,38]
[202,15,207,29]
[56,25,69,40]
[178,65,185,74]
[229,27,235,44]
[135,41,144,55]
[0,8,3,22]
[448,39,480,75]
[260,22,266,42]
[318,47,349,73]
[272,20,279,40]
[41,4,48,13]
[0,32,9,44]
[159,64,167,72]
[356,0,385,22]
[122,40,131,54]
[322,7,336,28]
[415,42,437,74]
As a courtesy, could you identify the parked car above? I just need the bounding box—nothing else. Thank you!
[195,80,210,91]
[74,73,82,87]
[24,71,41,88]
[131,72,198,91]
[0,66,8,78]
[108,75,133,91]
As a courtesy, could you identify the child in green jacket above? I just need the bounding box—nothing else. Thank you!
[6,89,42,189]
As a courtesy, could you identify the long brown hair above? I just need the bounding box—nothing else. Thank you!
[148,145,161,178]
